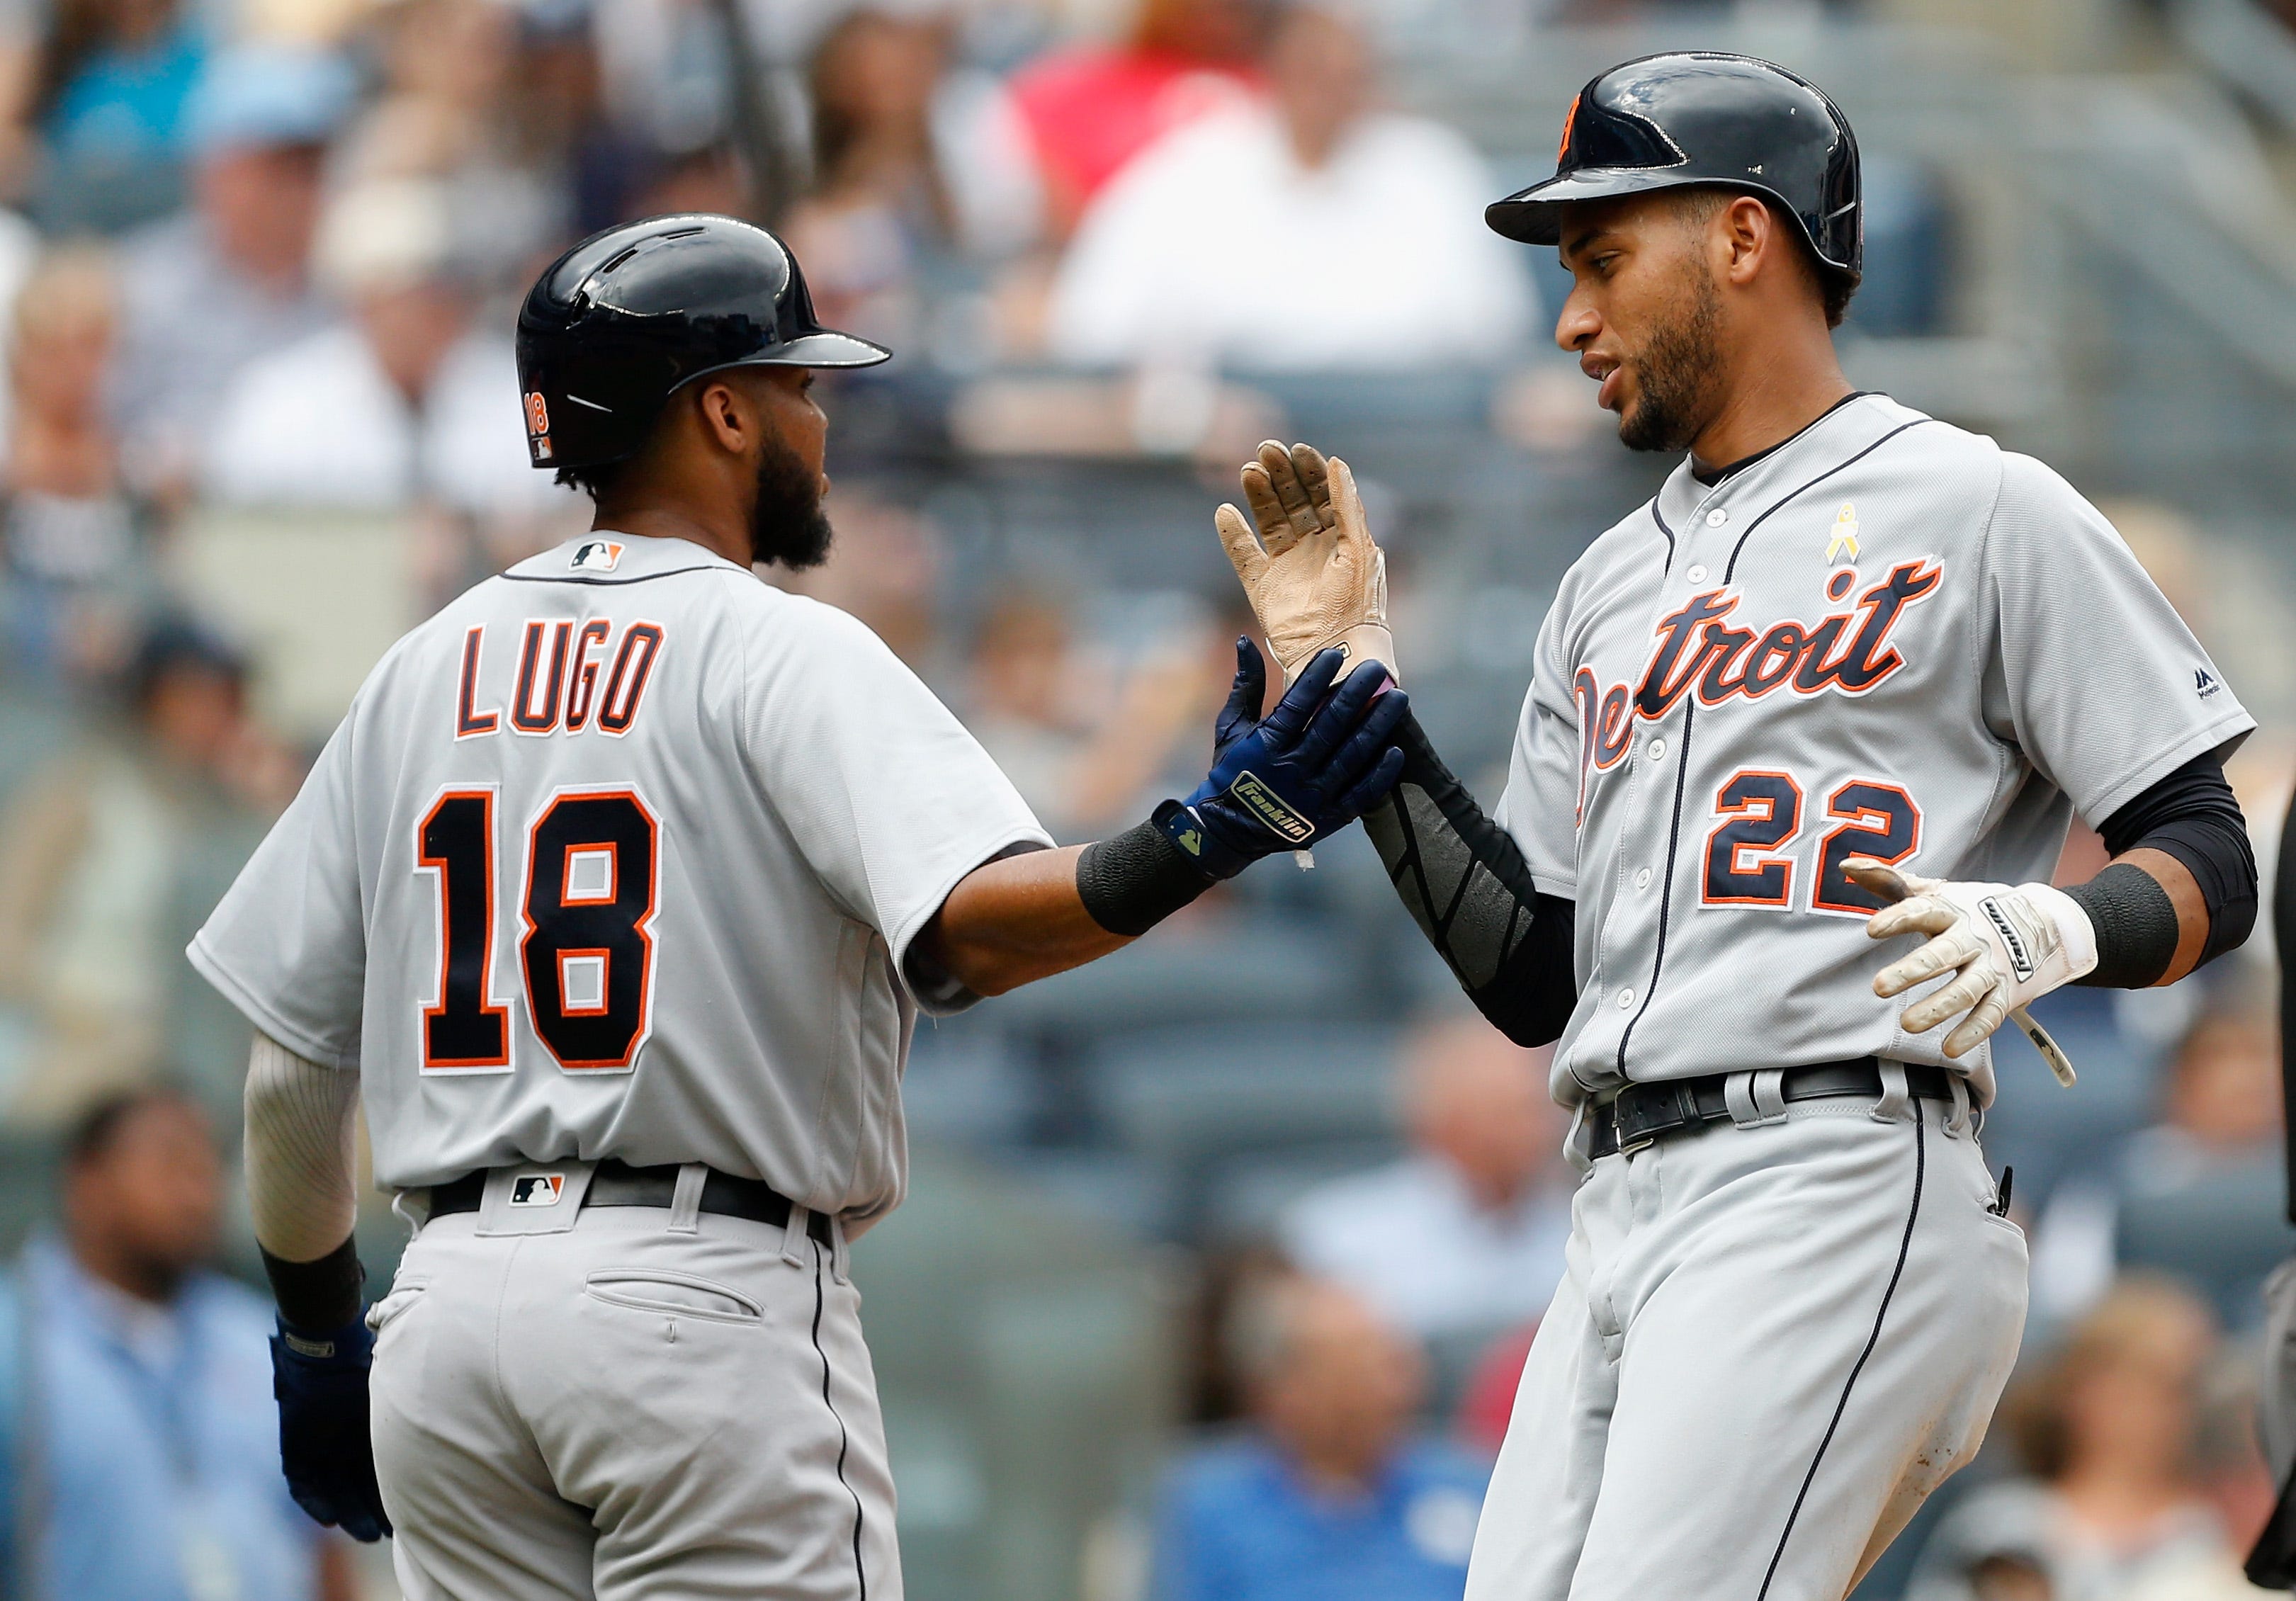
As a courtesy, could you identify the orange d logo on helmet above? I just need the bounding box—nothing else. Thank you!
[1556,93,1581,166]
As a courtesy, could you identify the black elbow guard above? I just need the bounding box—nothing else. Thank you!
[1362,713,1576,1046]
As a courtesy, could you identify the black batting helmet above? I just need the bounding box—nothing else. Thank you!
[516,214,890,473]
[1486,52,1860,285]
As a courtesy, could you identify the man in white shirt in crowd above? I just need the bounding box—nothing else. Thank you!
[1280,1012,1571,1344]
[1046,1,1532,371]
[200,177,569,520]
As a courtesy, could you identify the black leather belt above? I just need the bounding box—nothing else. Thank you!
[427,1159,833,1243]
[1588,1058,1955,1159]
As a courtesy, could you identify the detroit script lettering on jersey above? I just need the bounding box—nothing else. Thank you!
[454,619,667,739]
[1574,558,1942,793]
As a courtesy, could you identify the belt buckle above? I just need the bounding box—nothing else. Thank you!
[1612,1082,1696,1155]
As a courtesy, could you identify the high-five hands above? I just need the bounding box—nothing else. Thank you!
[1161,642,1407,880]
[1214,441,1398,685]
[1845,859,2093,1085]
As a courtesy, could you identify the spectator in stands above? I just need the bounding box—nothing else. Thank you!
[1010,0,1262,236]
[0,618,277,1129]
[1904,1278,2234,1601]
[9,1087,354,1599]
[335,0,562,280]
[0,245,157,688]
[1046,2,1531,371]
[1152,1272,1487,1601]
[201,176,568,520]
[781,7,1043,351]
[2030,1002,2288,1332]
[1279,1013,1568,1344]
[112,43,349,498]
[963,588,1228,841]
[2122,1352,2280,1601]
[13,0,208,232]
[506,0,656,242]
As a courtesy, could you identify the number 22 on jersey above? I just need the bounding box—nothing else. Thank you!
[1700,770,1921,915]
[416,786,660,1073]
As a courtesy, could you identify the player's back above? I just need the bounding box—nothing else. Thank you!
[191,532,1048,1220]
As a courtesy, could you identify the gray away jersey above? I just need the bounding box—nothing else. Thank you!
[1497,395,2253,1110]
[192,534,1051,1220]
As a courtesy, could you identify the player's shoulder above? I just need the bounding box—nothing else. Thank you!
[1988,446,2092,509]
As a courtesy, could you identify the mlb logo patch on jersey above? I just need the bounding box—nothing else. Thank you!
[572,540,625,574]
[510,1173,567,1207]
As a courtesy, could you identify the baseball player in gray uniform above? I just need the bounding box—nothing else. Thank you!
[1215,54,2260,1601]
[188,215,1409,1601]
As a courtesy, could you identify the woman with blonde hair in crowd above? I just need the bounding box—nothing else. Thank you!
[1905,1277,2258,1601]
[0,244,158,690]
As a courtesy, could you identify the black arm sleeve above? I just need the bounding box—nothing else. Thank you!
[2064,752,2256,987]
[261,1235,364,1333]
[1359,711,1577,1046]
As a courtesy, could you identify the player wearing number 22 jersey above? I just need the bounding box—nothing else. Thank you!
[1210,55,2260,1601]
[187,215,1409,1601]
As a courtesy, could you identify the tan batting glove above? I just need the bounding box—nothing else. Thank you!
[1848,859,2098,1059]
[1214,440,1398,685]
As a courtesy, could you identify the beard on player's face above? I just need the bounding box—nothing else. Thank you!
[747,431,835,570]
[1616,253,1726,456]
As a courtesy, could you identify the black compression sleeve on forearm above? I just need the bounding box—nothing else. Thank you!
[1359,711,1576,1046]
[1076,805,1217,937]
[2065,864,2183,988]
[262,1233,364,1333]
[2068,753,2257,984]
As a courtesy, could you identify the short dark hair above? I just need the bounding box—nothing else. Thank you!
[1677,186,1857,329]
[67,1086,200,1169]
[554,459,626,504]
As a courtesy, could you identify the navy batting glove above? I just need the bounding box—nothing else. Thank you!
[271,1313,392,1542]
[1161,641,1408,878]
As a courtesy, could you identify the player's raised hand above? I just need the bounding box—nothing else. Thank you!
[1847,858,2098,1063]
[1160,642,1407,878]
[1214,441,1398,685]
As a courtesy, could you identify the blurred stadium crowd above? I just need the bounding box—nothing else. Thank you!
[0,0,2285,1596]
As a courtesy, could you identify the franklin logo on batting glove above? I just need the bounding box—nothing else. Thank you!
[1158,642,1406,881]
[1850,859,2098,1062]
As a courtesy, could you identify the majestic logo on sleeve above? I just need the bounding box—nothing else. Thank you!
[1573,559,1943,808]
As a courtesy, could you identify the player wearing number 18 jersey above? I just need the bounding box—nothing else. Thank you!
[188,215,1409,1601]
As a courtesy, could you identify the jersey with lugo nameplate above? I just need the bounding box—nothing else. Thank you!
[188,533,1050,1221]
[1493,394,2252,1109]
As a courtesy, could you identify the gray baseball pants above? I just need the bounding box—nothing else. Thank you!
[1466,1082,2029,1601]
[366,1171,900,1601]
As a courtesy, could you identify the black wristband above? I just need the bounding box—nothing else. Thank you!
[1077,805,1217,937]
[2066,861,2183,988]
[262,1233,365,1333]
